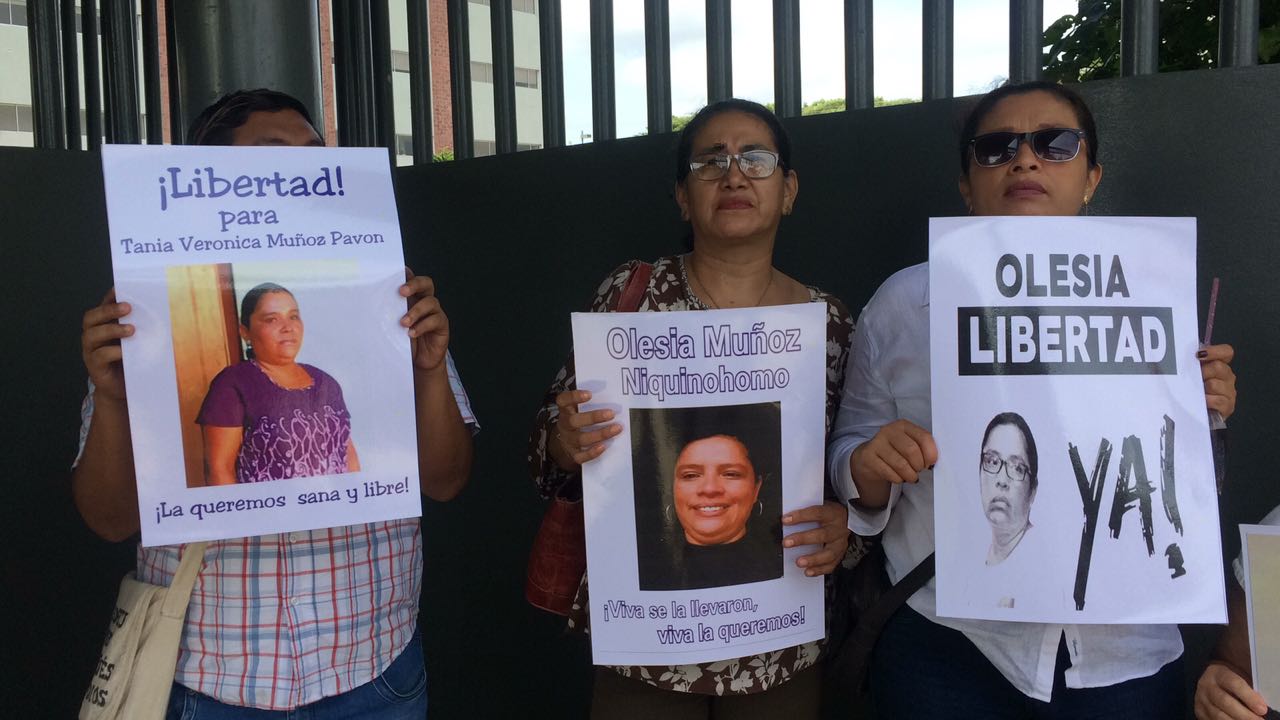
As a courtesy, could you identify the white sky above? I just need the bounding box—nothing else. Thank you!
[556,0,1079,142]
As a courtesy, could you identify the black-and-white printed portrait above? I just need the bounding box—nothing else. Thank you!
[631,402,783,591]
[979,411,1039,566]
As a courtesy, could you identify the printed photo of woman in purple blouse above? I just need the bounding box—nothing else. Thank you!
[197,282,358,484]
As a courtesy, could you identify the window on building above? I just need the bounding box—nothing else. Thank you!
[1,1,29,27]
[515,67,539,89]
[395,134,414,157]
[516,142,541,152]
[473,140,496,156]
[471,62,539,88]
[392,50,410,73]
[471,61,493,83]
[0,104,18,132]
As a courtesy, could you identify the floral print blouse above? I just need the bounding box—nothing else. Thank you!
[528,254,855,695]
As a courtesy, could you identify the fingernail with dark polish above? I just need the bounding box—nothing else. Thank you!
[928,464,935,471]
[1196,350,1208,358]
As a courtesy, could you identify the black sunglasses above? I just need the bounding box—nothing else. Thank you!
[968,128,1086,168]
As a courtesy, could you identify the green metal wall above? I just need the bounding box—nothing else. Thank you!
[2,65,1277,718]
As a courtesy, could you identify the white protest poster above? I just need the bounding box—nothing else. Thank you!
[930,216,1225,624]
[102,144,421,547]
[1240,524,1280,710]
[571,304,826,665]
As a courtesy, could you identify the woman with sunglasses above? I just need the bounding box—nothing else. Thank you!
[528,98,854,719]
[827,80,1238,718]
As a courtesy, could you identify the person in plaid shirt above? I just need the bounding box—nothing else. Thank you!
[73,89,476,719]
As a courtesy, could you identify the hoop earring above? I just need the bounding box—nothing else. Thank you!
[663,504,673,524]
[756,500,764,517]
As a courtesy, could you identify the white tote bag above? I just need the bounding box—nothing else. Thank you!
[80,542,207,720]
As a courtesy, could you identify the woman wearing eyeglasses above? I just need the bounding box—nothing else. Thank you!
[827,80,1238,718]
[528,98,854,718]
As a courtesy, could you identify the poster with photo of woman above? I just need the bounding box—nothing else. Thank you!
[103,145,421,546]
[930,216,1225,625]
[571,303,827,666]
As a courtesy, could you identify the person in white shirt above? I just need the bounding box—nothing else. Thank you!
[827,80,1239,717]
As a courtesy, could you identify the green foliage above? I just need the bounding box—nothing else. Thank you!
[1044,0,1280,83]
[432,148,454,162]
[802,97,846,114]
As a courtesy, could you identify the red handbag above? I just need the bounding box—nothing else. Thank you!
[525,262,654,615]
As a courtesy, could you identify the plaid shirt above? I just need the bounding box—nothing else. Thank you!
[77,353,476,710]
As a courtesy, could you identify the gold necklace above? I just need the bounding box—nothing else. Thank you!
[687,256,774,309]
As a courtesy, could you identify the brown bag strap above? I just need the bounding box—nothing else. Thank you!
[614,262,653,313]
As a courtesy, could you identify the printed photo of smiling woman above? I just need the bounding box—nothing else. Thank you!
[630,402,784,591]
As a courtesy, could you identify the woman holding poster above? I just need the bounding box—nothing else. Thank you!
[198,282,358,485]
[827,80,1239,718]
[529,99,855,717]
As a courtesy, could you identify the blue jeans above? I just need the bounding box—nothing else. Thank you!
[165,631,428,719]
[869,605,1184,719]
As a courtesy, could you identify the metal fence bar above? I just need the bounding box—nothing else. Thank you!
[83,0,103,149]
[844,0,873,110]
[491,0,517,153]
[1008,0,1042,83]
[27,0,65,149]
[102,0,141,143]
[539,0,565,148]
[334,0,376,147]
[706,0,732,102]
[331,1,355,145]
[140,0,162,143]
[589,0,615,141]
[773,0,800,117]
[644,0,671,135]
[370,0,395,153]
[447,0,473,158]
[1219,0,1260,68]
[407,0,435,162]
[162,0,180,144]
[922,0,953,100]
[60,0,81,147]
[1120,0,1158,76]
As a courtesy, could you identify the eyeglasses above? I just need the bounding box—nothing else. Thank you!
[968,128,1086,168]
[980,452,1030,483]
[689,150,781,180]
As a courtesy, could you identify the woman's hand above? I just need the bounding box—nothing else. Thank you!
[848,419,938,510]
[1194,662,1268,719]
[782,501,850,576]
[81,288,133,403]
[548,389,622,470]
[1200,344,1236,421]
[401,269,450,372]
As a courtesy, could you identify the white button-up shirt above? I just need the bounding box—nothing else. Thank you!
[826,262,1182,701]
